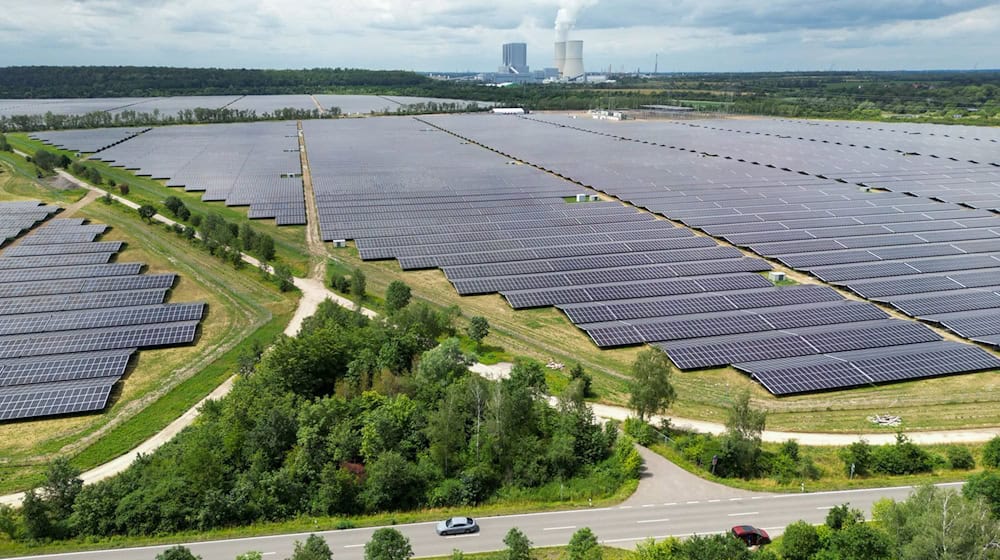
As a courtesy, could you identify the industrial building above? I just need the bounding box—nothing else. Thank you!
[500,43,529,74]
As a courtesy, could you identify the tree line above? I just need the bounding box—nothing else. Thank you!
[0,295,638,542]
[0,67,430,98]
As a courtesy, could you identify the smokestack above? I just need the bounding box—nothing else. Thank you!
[563,40,584,79]
[554,41,567,75]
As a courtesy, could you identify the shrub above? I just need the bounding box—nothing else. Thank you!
[623,417,656,446]
[870,434,934,475]
[963,470,1000,517]
[983,436,1000,468]
[567,527,601,560]
[825,504,864,530]
[503,528,531,560]
[118,184,130,195]
[839,440,872,477]
[946,446,975,470]
[781,521,820,560]
[365,528,411,560]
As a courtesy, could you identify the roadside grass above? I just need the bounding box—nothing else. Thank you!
[8,133,310,277]
[0,178,297,494]
[420,546,636,560]
[649,439,986,494]
[0,476,638,558]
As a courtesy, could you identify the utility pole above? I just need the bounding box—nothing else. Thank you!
[654,53,658,75]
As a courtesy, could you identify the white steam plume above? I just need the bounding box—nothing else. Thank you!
[554,0,596,42]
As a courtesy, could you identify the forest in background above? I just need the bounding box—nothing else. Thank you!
[1,67,997,124]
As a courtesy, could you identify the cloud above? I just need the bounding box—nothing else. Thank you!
[0,0,997,72]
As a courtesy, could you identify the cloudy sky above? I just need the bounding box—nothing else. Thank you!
[2,0,998,72]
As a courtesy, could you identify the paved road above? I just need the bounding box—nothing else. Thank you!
[7,483,958,560]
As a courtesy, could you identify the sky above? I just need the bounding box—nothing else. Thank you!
[2,0,999,72]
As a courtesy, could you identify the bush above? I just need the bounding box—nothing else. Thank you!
[351,268,366,299]
[781,521,820,560]
[623,417,656,446]
[946,446,975,470]
[870,434,934,475]
[825,504,864,530]
[155,546,201,560]
[118,184,130,195]
[963,470,1000,517]
[839,440,872,477]
[503,528,531,560]
[385,280,411,313]
[567,527,601,560]
[365,528,411,560]
[427,478,468,507]
[983,436,1000,468]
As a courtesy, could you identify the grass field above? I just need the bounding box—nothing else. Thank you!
[0,162,297,494]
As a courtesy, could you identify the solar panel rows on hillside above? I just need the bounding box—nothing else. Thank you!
[0,205,206,421]
[429,116,1000,394]
[31,128,150,153]
[39,121,306,225]
[423,115,1000,349]
[0,201,60,245]
[302,117,1000,395]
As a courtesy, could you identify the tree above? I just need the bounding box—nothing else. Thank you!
[155,545,201,560]
[718,390,766,478]
[163,196,183,215]
[138,204,157,222]
[0,133,11,152]
[42,457,82,521]
[569,362,592,397]
[780,521,820,560]
[627,348,676,422]
[365,528,413,560]
[567,527,601,560]
[0,504,18,540]
[290,534,333,560]
[964,470,1000,517]
[503,528,532,560]
[983,435,1000,468]
[255,235,276,262]
[467,316,489,348]
[118,183,130,195]
[273,263,295,292]
[33,149,59,172]
[385,280,411,313]
[825,503,864,530]
[351,268,367,300]
[20,488,52,540]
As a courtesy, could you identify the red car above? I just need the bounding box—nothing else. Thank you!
[731,525,771,547]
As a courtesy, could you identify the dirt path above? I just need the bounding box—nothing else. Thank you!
[59,188,100,216]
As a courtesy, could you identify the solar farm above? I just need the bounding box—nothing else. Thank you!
[0,201,206,421]
[16,112,1000,401]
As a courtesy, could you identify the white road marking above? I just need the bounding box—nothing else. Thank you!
[344,544,365,548]
[262,554,277,557]
[727,512,760,517]
[641,504,655,508]
[686,500,700,504]
[729,498,743,501]
[816,506,836,510]
[663,502,677,506]
[619,505,633,509]
[446,533,480,539]
[637,518,670,524]
[543,526,576,531]
[708,499,721,503]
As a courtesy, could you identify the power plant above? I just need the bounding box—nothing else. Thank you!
[554,5,585,80]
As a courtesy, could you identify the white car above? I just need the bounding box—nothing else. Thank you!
[436,517,479,536]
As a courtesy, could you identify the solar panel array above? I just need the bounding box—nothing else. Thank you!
[416,114,1000,394]
[302,117,1000,395]
[0,205,206,421]
[0,200,60,246]
[38,122,307,225]
[31,128,150,153]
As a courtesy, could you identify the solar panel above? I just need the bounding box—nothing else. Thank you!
[0,377,120,421]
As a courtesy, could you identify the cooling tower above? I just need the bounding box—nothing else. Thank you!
[563,40,584,79]
[554,41,567,75]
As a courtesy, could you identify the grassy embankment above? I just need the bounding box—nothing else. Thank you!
[0,158,297,494]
